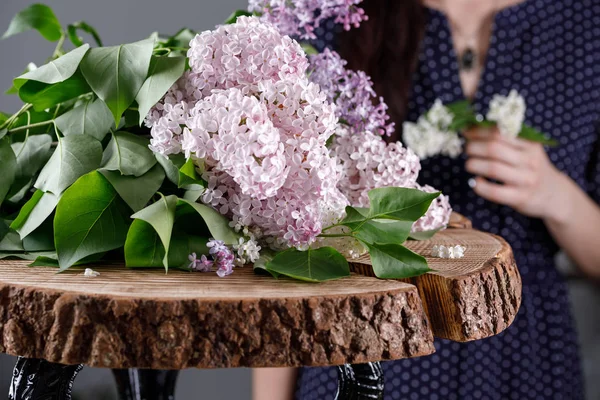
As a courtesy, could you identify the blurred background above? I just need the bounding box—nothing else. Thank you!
[0,1,252,399]
[0,0,598,399]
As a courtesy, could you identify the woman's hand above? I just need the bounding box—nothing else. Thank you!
[464,127,566,220]
[464,126,600,278]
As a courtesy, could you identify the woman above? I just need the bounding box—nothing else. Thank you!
[254,0,600,398]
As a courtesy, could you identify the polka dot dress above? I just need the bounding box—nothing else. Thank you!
[296,0,599,398]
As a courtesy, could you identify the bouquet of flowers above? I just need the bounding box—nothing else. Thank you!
[0,2,451,282]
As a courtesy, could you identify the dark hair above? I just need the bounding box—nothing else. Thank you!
[338,0,426,141]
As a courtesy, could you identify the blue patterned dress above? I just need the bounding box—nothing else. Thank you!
[296,0,600,398]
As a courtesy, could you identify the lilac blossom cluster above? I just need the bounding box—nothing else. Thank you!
[309,50,452,232]
[148,17,348,251]
[248,0,368,40]
[308,49,394,137]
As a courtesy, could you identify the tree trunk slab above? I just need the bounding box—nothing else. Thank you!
[0,226,520,369]
[0,262,434,369]
[350,229,521,342]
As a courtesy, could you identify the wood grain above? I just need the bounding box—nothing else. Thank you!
[350,229,521,342]
[0,264,434,369]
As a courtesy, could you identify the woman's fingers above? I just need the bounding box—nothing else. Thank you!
[470,177,526,208]
[465,158,533,186]
[465,139,525,167]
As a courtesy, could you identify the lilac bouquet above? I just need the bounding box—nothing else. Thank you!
[1,1,451,282]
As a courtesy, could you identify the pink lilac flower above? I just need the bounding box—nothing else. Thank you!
[411,184,452,232]
[148,16,450,248]
[186,16,308,99]
[331,127,421,207]
[248,0,368,40]
[308,49,394,137]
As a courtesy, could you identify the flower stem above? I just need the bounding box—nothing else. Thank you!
[52,33,67,59]
[318,233,352,239]
[0,103,33,130]
[8,120,55,133]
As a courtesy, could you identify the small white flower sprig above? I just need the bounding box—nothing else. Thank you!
[431,244,465,259]
[403,90,558,160]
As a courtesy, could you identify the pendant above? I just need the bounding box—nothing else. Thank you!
[460,48,476,71]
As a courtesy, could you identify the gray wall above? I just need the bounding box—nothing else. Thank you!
[0,0,252,398]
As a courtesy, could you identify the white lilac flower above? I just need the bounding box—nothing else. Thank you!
[402,118,463,160]
[233,237,262,265]
[431,244,466,259]
[83,268,100,277]
[486,89,526,138]
[427,99,454,130]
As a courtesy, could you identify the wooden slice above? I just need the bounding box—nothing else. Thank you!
[350,229,521,342]
[0,263,434,369]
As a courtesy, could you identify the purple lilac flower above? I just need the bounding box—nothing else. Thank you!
[188,253,213,272]
[308,49,395,137]
[207,239,236,277]
[248,0,368,40]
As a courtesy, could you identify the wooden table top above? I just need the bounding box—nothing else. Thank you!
[0,220,521,370]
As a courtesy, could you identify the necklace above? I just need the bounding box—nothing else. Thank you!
[443,0,501,71]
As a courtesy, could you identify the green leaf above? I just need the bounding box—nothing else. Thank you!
[0,220,9,242]
[9,189,58,239]
[130,194,177,268]
[300,43,319,56]
[155,153,186,184]
[67,21,103,47]
[22,217,55,251]
[35,135,103,195]
[54,171,131,270]
[18,72,91,112]
[0,230,23,251]
[54,97,114,141]
[30,252,104,267]
[0,138,17,205]
[177,198,239,244]
[519,125,558,146]
[13,45,90,90]
[2,4,62,41]
[368,187,441,221]
[0,251,56,261]
[124,217,209,270]
[29,255,60,267]
[124,219,166,267]
[178,158,205,188]
[5,63,37,95]
[80,38,154,125]
[225,10,253,24]
[100,163,165,212]
[253,248,280,278]
[101,131,156,176]
[339,206,412,245]
[365,242,431,279]
[266,246,350,282]
[163,28,196,50]
[408,228,441,241]
[0,111,9,125]
[11,134,53,179]
[136,56,186,125]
